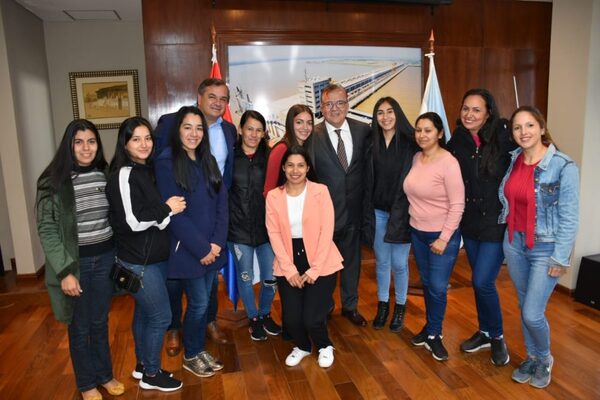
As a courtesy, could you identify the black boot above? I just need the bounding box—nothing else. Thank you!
[389,303,406,332]
[372,301,389,330]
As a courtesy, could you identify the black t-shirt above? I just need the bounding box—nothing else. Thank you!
[373,134,405,212]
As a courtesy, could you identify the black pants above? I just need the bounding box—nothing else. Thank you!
[334,224,361,310]
[277,239,337,352]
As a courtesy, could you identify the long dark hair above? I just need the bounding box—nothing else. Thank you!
[169,106,222,193]
[415,112,447,148]
[457,88,504,176]
[282,104,314,147]
[37,119,107,192]
[371,97,415,153]
[509,105,555,147]
[110,117,155,175]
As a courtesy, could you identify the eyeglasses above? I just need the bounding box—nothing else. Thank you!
[322,100,348,110]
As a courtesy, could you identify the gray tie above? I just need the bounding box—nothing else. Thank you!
[334,129,348,171]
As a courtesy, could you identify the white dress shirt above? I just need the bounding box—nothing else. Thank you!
[325,120,353,166]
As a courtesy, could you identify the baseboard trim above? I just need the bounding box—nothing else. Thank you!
[17,265,45,281]
[555,283,575,297]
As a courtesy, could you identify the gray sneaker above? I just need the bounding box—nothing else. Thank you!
[199,351,224,371]
[512,357,537,383]
[529,355,554,389]
[183,354,215,377]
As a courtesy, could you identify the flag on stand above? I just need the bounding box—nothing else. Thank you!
[210,43,233,123]
[211,41,239,310]
[419,50,451,142]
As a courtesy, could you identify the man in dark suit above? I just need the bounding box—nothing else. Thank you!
[155,78,236,352]
[305,83,370,326]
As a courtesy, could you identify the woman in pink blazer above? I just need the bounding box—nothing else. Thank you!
[266,145,343,369]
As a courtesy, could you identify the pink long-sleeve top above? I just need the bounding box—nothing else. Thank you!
[403,150,465,242]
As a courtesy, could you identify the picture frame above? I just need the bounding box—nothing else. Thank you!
[227,44,421,141]
[69,69,141,130]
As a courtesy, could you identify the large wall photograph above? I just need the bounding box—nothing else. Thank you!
[228,45,421,141]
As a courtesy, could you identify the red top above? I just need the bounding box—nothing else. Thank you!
[471,132,481,148]
[504,154,538,249]
[263,142,288,198]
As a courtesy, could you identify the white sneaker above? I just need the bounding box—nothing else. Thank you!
[285,347,311,367]
[318,346,335,368]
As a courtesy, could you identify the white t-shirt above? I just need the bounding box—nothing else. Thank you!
[286,184,307,239]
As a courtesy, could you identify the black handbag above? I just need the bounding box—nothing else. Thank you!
[110,232,154,294]
[110,260,142,293]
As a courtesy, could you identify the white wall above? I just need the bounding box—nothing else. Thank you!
[44,20,148,162]
[0,155,14,271]
[0,0,53,274]
[0,4,16,272]
[547,0,600,289]
[0,0,147,275]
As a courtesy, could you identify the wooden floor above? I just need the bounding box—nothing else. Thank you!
[1,249,599,400]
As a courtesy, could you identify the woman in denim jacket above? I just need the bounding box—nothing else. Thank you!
[499,106,579,389]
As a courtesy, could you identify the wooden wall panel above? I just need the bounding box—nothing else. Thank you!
[431,0,484,47]
[433,46,484,130]
[142,0,552,128]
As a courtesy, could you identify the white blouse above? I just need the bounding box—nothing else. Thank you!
[286,184,307,239]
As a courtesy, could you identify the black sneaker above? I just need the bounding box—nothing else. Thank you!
[411,327,428,346]
[424,336,449,361]
[460,331,491,353]
[131,363,174,380]
[490,337,510,366]
[262,314,282,336]
[249,317,267,341]
[139,370,182,392]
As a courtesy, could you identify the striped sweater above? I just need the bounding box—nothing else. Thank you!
[71,167,113,256]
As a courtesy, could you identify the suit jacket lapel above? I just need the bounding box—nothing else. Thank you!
[316,122,347,173]
[302,181,316,228]
[275,188,292,246]
[347,119,362,169]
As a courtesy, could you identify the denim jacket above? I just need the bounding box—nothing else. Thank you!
[498,144,579,267]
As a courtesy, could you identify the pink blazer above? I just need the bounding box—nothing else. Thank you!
[266,180,343,281]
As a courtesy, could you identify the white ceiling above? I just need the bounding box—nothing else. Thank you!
[14,0,142,21]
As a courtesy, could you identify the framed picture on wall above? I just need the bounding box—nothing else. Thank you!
[69,69,141,130]
[228,45,421,141]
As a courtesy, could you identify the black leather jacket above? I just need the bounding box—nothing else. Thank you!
[447,121,515,242]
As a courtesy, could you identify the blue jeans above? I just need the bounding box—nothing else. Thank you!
[68,249,115,392]
[463,238,505,337]
[167,273,219,330]
[180,270,217,358]
[119,259,171,375]
[228,242,276,319]
[374,209,410,304]
[503,231,559,359]
[410,228,460,336]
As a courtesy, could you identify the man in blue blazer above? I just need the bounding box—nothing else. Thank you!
[156,78,236,353]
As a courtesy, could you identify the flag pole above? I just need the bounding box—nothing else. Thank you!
[513,75,520,108]
[419,29,451,142]
[428,29,435,55]
[210,23,245,325]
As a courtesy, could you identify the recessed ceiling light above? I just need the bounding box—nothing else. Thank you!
[63,9,121,21]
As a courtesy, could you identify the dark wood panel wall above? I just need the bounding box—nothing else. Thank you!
[142,0,551,129]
